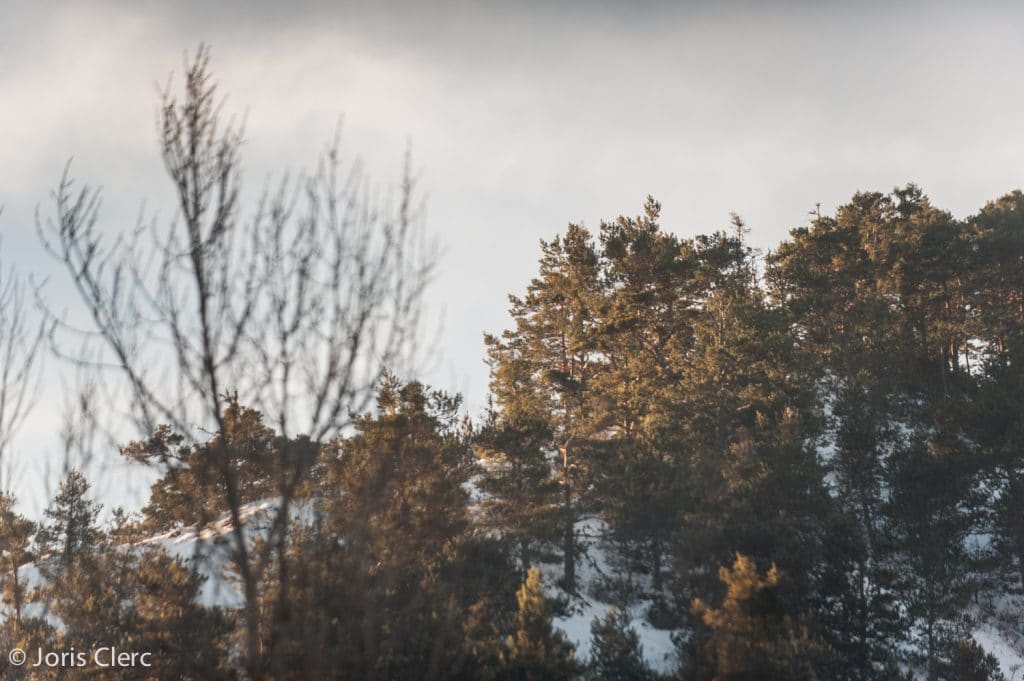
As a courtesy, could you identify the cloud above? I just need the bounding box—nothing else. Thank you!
[2,0,1024,512]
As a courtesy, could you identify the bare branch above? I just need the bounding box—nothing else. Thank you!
[37,45,436,678]
[0,230,49,488]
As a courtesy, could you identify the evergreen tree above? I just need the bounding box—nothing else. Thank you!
[691,554,828,681]
[766,186,991,676]
[949,639,1003,681]
[814,506,903,681]
[37,469,101,568]
[126,396,321,677]
[476,400,561,577]
[485,223,605,592]
[123,399,288,532]
[967,191,1024,594]
[501,567,580,681]
[587,608,653,681]
[31,471,233,680]
[45,545,233,680]
[885,434,983,681]
[14,184,1024,679]
[592,198,698,593]
[670,228,827,619]
[814,381,906,681]
[0,616,57,681]
[272,377,519,680]
[0,493,34,628]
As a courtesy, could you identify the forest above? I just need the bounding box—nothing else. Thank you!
[1,51,1023,681]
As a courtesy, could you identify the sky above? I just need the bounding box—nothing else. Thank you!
[2,0,1024,514]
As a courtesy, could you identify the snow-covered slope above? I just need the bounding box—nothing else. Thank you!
[3,499,281,625]
[543,516,679,674]
[972,592,1024,681]
[7,494,1023,679]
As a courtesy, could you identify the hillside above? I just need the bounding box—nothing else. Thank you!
[3,186,1024,680]
[6,495,1023,679]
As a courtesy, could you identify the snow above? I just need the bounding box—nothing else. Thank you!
[974,628,1023,680]
[540,516,682,674]
[971,591,1024,681]
[135,498,286,608]
[556,602,677,674]
[6,491,1024,680]
[0,499,283,623]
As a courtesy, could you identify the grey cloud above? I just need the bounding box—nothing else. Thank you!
[2,0,1024,513]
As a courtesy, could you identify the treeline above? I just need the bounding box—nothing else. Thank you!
[477,188,1023,681]
[1,49,1023,680]
[2,186,1021,680]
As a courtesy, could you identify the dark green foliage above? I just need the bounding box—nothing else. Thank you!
[965,192,1024,597]
[124,398,317,532]
[44,546,234,680]
[0,616,57,680]
[476,401,561,577]
[19,185,1024,678]
[691,554,830,681]
[480,189,1023,678]
[0,493,34,626]
[501,567,580,681]
[813,506,904,681]
[885,433,985,680]
[21,472,235,680]
[268,377,521,680]
[949,639,1003,681]
[37,469,101,568]
[485,222,605,592]
[590,199,699,590]
[587,608,653,681]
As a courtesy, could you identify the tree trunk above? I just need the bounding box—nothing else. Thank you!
[243,572,262,680]
[925,581,937,681]
[10,559,20,630]
[1006,465,1024,594]
[520,539,531,579]
[561,441,575,593]
[651,537,663,592]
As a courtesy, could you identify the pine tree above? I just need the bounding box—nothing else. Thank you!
[692,554,828,681]
[765,186,992,676]
[328,377,474,677]
[949,639,1002,681]
[126,397,322,677]
[45,543,233,680]
[885,435,982,681]
[272,377,519,680]
[37,469,101,569]
[476,400,561,576]
[592,198,698,593]
[30,469,233,680]
[814,506,903,681]
[587,608,653,681]
[967,191,1024,595]
[670,228,827,620]
[815,381,906,681]
[0,615,58,680]
[128,549,234,680]
[502,567,580,681]
[486,223,605,592]
[0,493,34,628]
[123,399,284,531]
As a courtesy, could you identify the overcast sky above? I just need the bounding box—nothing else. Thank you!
[3,0,1024,513]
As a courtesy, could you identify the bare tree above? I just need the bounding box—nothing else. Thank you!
[57,361,107,473]
[0,229,48,491]
[38,46,434,678]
